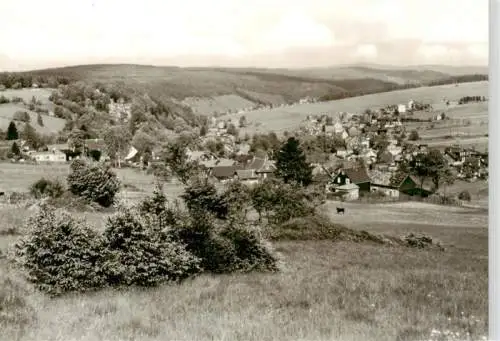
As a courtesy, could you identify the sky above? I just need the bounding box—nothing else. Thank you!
[0,0,489,71]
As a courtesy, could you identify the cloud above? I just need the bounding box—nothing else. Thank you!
[259,10,336,52]
[0,0,489,70]
[353,44,378,60]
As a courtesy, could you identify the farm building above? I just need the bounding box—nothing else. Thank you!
[370,171,418,198]
[235,169,260,186]
[398,104,407,113]
[32,150,67,163]
[331,167,371,192]
[336,147,348,159]
[243,155,276,180]
[211,165,236,183]
[333,183,359,201]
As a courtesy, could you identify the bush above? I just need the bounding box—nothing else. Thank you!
[101,209,201,287]
[401,233,444,251]
[13,111,30,123]
[408,130,419,141]
[458,190,472,202]
[171,214,279,274]
[29,178,65,199]
[67,160,121,207]
[143,186,279,274]
[13,206,108,296]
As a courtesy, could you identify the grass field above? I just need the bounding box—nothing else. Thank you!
[0,104,65,135]
[179,94,258,116]
[0,160,489,341]
[0,183,488,341]
[0,88,55,106]
[219,81,488,135]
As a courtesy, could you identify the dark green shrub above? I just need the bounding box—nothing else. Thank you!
[140,187,279,274]
[102,209,201,286]
[458,190,472,202]
[67,161,121,207]
[169,212,278,274]
[13,205,108,296]
[29,178,65,199]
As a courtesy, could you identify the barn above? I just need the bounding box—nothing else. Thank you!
[335,183,359,201]
[331,167,371,192]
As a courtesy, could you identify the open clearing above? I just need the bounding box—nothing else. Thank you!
[219,81,488,135]
[0,103,65,134]
[0,161,488,341]
[0,88,55,106]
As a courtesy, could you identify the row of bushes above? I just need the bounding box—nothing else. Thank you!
[12,185,280,296]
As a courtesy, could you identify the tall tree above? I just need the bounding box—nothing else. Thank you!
[22,123,43,150]
[6,121,18,140]
[409,149,449,192]
[37,112,44,127]
[159,141,201,184]
[10,141,20,156]
[103,125,132,168]
[275,137,313,186]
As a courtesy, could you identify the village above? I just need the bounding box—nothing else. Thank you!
[1,95,488,204]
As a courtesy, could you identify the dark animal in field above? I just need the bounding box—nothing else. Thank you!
[336,207,345,214]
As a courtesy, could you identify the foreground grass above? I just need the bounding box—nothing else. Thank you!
[0,207,488,341]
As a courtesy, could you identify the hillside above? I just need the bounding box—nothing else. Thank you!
[218,81,489,136]
[18,64,487,116]
[0,63,488,146]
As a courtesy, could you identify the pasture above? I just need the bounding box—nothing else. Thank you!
[180,94,257,116]
[219,81,488,135]
[0,161,489,341]
[0,104,66,134]
[0,88,55,106]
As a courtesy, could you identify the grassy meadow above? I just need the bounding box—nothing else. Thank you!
[0,88,65,134]
[0,161,489,341]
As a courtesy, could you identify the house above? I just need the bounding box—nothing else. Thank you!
[360,137,370,149]
[387,145,403,157]
[235,169,260,186]
[245,155,276,179]
[362,149,377,163]
[331,167,371,192]
[378,150,394,165]
[199,158,236,171]
[211,165,236,183]
[324,125,336,135]
[124,146,141,164]
[332,183,359,201]
[84,139,106,158]
[336,147,348,159]
[186,150,217,163]
[46,143,70,153]
[398,104,407,113]
[236,143,251,155]
[32,150,67,163]
[370,171,418,198]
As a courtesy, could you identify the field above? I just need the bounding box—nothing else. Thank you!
[0,88,65,134]
[179,94,258,116]
[0,162,489,341]
[219,81,488,135]
[0,88,55,106]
